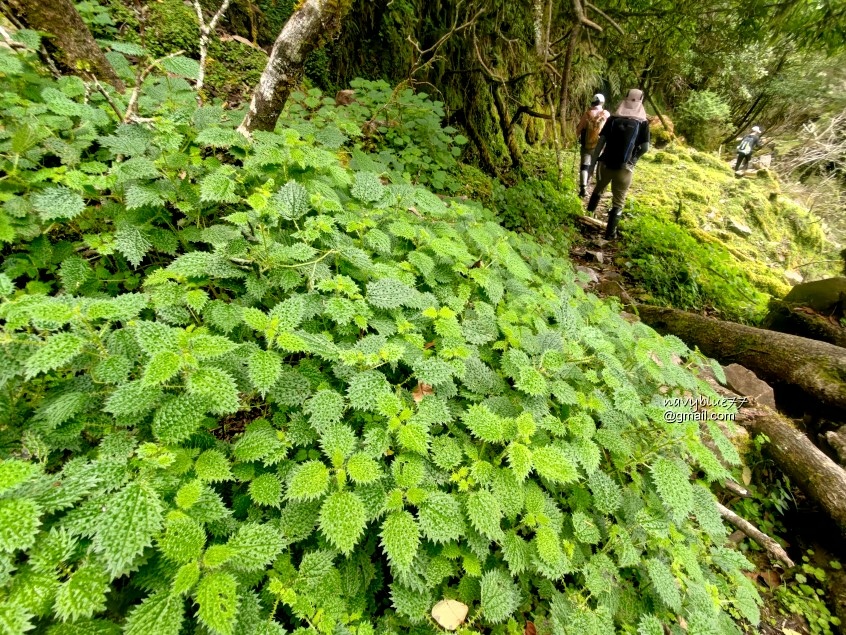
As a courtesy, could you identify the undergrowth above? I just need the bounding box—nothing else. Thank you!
[620,215,769,323]
[0,34,761,635]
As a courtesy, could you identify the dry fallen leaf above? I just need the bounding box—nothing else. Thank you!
[412,382,434,403]
[760,570,781,589]
[431,599,468,631]
[741,466,752,485]
[524,621,537,635]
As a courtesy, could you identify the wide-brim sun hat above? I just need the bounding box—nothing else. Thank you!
[614,89,648,121]
[752,126,761,133]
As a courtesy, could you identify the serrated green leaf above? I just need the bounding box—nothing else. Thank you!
[158,516,205,564]
[418,491,464,544]
[247,349,281,397]
[466,490,503,541]
[271,181,309,219]
[532,446,579,485]
[141,350,182,386]
[31,186,85,221]
[380,511,419,571]
[124,591,184,635]
[346,453,383,485]
[194,450,232,483]
[187,367,240,415]
[225,523,285,572]
[480,568,519,624]
[93,481,163,578]
[319,491,367,555]
[0,498,41,553]
[287,461,330,501]
[196,572,238,635]
[54,561,110,622]
[248,473,282,507]
[152,394,207,444]
[24,333,84,379]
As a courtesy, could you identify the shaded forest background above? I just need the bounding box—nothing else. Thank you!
[85,0,845,193]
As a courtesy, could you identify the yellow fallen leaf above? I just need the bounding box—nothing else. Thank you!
[431,599,468,631]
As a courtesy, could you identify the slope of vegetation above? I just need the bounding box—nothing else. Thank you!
[0,34,762,635]
[619,144,834,323]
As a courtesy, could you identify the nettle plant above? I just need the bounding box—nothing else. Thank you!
[0,44,759,635]
[285,78,468,193]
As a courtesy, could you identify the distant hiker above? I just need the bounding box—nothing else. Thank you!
[735,126,762,172]
[586,89,651,240]
[575,93,611,197]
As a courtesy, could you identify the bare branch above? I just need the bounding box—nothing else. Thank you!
[86,73,125,121]
[572,0,602,32]
[716,502,795,568]
[585,1,625,34]
[192,0,232,99]
[0,24,27,50]
[124,50,185,122]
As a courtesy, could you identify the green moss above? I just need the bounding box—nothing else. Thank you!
[652,151,679,164]
[204,39,267,102]
[618,142,836,319]
[691,151,729,172]
[145,0,200,58]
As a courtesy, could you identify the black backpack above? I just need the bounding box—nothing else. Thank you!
[600,117,642,169]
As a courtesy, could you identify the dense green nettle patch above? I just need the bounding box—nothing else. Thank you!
[0,43,758,634]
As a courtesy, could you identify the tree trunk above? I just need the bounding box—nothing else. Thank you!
[763,300,846,348]
[636,305,846,415]
[238,0,352,135]
[736,407,846,535]
[557,24,580,142]
[703,362,846,536]
[6,0,124,91]
[492,85,522,169]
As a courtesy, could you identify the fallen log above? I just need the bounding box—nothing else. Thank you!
[763,299,846,348]
[636,305,846,415]
[716,502,795,568]
[735,406,846,535]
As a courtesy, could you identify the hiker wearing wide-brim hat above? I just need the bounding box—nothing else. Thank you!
[585,89,651,240]
[735,126,763,173]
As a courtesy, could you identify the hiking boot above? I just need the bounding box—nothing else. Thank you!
[578,171,588,197]
[586,192,601,214]
[578,184,586,197]
[605,207,621,240]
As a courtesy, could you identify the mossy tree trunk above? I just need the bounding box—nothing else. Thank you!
[6,0,125,91]
[238,0,351,134]
[637,305,846,416]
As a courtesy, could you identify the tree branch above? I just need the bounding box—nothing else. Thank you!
[717,502,795,568]
[585,1,624,34]
[124,50,185,123]
[572,0,602,32]
[192,0,232,99]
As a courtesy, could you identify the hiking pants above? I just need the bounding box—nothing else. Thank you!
[593,162,633,208]
[580,149,595,174]
[735,152,751,171]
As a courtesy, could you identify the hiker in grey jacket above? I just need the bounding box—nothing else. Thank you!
[735,126,762,172]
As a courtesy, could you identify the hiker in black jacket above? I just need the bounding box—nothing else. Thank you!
[735,126,762,172]
[586,89,651,240]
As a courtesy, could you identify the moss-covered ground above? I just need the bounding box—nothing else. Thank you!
[568,143,835,323]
